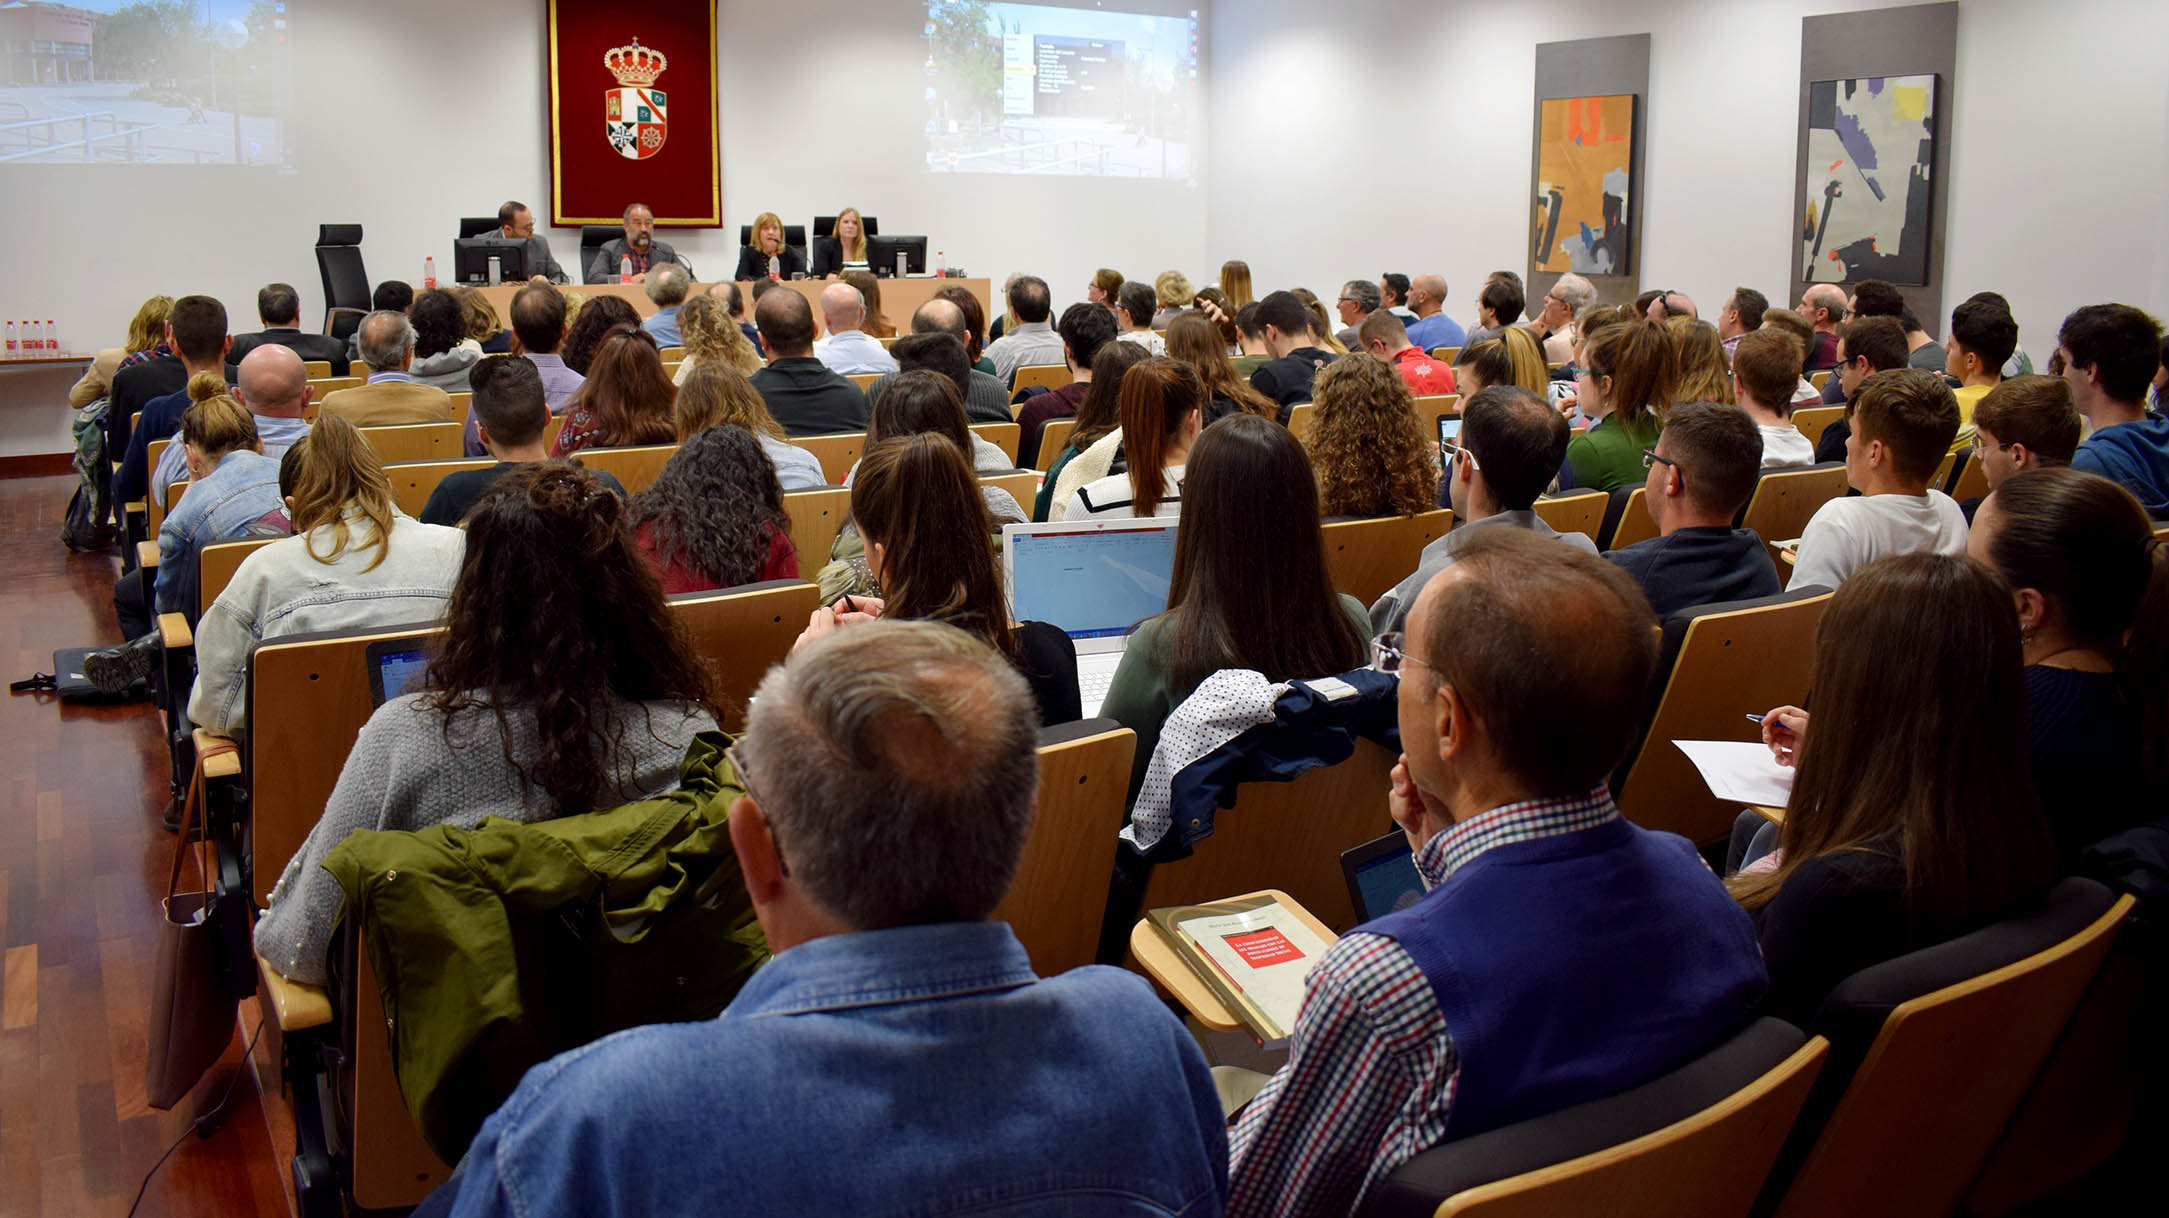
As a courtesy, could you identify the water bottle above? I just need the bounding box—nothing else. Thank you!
[935,250,946,278]
[423,256,437,290]
[487,255,502,286]
[3,321,15,360]
[45,319,58,354]
[768,254,780,280]
[620,255,633,284]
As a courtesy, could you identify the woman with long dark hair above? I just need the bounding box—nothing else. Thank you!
[552,329,677,455]
[560,295,641,375]
[1737,553,2056,1024]
[1305,352,1438,517]
[1058,358,1203,521]
[1166,311,1276,424]
[1100,413,1369,791]
[1033,341,1152,521]
[255,462,715,983]
[798,434,1081,724]
[629,424,798,593]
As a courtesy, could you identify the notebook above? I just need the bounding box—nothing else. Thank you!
[1340,830,1425,924]
[1001,517,1180,718]
[366,639,433,709]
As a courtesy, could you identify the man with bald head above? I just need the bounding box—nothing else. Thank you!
[1797,284,1846,371]
[1228,530,1765,1216]
[151,344,312,508]
[812,281,899,376]
[862,297,1011,422]
[751,288,867,436]
[1402,273,1467,353]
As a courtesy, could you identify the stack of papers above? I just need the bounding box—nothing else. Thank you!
[1672,739,1795,807]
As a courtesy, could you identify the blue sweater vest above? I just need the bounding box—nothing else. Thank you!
[1366,816,1767,1140]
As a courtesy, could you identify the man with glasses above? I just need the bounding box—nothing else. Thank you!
[1334,279,1381,349]
[1532,273,1594,365]
[422,621,1230,1217]
[1604,402,1780,617]
[1368,385,1594,633]
[1230,528,1767,1218]
[496,200,568,285]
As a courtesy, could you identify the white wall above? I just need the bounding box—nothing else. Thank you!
[1,0,2162,455]
[1208,0,2169,360]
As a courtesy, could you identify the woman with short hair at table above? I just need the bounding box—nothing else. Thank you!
[734,211,806,281]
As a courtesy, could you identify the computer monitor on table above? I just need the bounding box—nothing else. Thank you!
[868,235,928,278]
[452,236,531,285]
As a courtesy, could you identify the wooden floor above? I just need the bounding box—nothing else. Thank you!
[0,475,292,1218]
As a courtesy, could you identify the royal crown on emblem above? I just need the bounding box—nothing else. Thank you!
[604,39,667,87]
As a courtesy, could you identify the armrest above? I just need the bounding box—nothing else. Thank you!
[256,954,332,1031]
[192,728,240,778]
[157,612,192,651]
[136,540,159,570]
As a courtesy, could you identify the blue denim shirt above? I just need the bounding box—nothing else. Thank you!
[417,920,1229,1218]
[154,448,284,615]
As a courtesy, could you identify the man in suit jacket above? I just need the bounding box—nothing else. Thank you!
[318,310,454,426]
[229,282,349,374]
[584,202,690,284]
[498,200,568,285]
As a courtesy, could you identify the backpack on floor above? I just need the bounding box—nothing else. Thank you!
[62,396,115,552]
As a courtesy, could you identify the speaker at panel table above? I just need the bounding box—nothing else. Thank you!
[1,1,296,169]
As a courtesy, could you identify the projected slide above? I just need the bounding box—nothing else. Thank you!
[923,0,1198,179]
[0,0,295,168]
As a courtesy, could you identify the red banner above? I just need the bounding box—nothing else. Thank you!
[548,0,719,227]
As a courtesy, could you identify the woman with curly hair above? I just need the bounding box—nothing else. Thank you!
[674,293,763,382]
[673,361,825,490]
[1305,353,1438,517]
[1666,316,1735,405]
[629,424,798,593]
[552,329,677,456]
[255,462,718,984]
[560,294,641,375]
[1166,311,1276,425]
[409,288,483,392]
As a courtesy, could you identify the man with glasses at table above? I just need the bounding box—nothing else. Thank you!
[1530,272,1594,365]
[1368,385,1594,633]
[1229,527,1767,1218]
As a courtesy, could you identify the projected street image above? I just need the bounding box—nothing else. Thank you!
[0,0,293,167]
[923,1,1197,179]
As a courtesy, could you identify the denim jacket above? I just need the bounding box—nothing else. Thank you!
[153,448,285,616]
[418,920,1230,1218]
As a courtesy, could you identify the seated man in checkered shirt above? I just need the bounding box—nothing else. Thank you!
[1226,528,1769,1218]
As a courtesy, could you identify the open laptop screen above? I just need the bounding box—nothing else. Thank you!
[1342,831,1426,924]
[366,640,434,709]
[1002,519,1179,642]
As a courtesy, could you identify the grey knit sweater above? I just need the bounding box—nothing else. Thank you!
[255,692,714,985]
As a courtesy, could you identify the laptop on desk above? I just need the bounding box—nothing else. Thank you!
[1001,517,1180,719]
[365,638,434,709]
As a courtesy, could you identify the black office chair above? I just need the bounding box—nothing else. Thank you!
[458,216,500,239]
[579,225,623,279]
[810,215,878,239]
[314,223,369,341]
[740,223,809,250]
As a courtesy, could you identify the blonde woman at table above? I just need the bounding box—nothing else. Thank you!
[811,206,871,278]
[735,211,807,280]
[70,294,173,408]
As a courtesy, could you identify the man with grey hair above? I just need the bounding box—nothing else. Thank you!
[812,281,900,375]
[497,200,568,285]
[1403,273,1467,352]
[1334,278,1382,349]
[1533,273,1594,365]
[640,262,692,346]
[1796,283,1846,371]
[583,201,691,284]
[420,621,1230,1217]
[317,309,453,425]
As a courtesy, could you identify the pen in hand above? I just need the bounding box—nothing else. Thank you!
[1744,713,1764,725]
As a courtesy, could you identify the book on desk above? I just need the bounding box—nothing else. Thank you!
[1147,893,1336,1048]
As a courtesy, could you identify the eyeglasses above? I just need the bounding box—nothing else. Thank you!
[727,740,787,875]
[1641,449,1677,471]
[1371,632,1438,675]
[1439,439,1479,471]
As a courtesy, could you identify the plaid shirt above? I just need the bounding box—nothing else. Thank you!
[1226,787,1623,1218]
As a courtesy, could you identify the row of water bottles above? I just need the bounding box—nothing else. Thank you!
[2,320,64,359]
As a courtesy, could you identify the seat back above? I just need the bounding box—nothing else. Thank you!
[1532,490,1607,544]
[846,371,880,391]
[667,581,822,732]
[383,459,494,517]
[198,537,281,618]
[972,421,1021,463]
[1321,510,1453,605]
[1286,402,1315,441]
[1013,364,1072,394]
[1949,447,1989,501]
[347,928,451,1209]
[796,431,867,484]
[1615,588,1832,844]
[1808,370,1831,392]
[993,721,1136,976]
[739,223,808,250]
[981,470,1036,507]
[578,224,621,271]
[782,486,851,568]
[1138,738,1397,933]
[1411,393,1461,438]
[1606,487,1658,551]
[574,443,677,495]
[303,359,333,379]
[1362,1020,1825,1218]
[1790,406,1843,449]
[1428,345,1462,363]
[315,223,369,327]
[812,214,878,239]
[146,436,172,528]
[1772,884,2131,1218]
[305,376,364,402]
[1034,419,1075,472]
[358,421,465,465]
[1739,464,1848,570]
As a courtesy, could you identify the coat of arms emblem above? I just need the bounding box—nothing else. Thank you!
[604,39,667,161]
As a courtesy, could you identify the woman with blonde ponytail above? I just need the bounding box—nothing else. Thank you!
[184,412,465,735]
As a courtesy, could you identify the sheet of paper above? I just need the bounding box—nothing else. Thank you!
[1177,904,1330,1038]
[1672,739,1796,808]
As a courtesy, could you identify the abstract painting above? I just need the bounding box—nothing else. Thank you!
[1801,74,1937,285]
[1532,94,1636,277]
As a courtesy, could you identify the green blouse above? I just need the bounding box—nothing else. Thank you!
[1566,410,1662,494]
